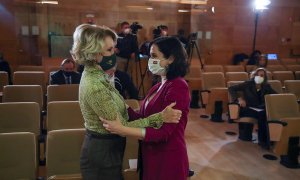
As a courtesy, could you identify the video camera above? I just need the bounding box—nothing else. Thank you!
[130,22,143,35]
[189,32,198,42]
[152,25,168,39]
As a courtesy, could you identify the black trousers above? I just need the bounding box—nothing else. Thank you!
[80,130,126,180]
[239,107,270,146]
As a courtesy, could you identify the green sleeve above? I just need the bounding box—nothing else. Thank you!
[86,83,163,128]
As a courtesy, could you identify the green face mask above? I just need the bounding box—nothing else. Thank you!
[99,54,117,71]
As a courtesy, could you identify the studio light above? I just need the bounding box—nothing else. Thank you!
[254,0,271,10]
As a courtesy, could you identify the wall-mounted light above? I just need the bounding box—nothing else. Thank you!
[36,1,58,5]
[126,6,154,11]
[178,9,190,13]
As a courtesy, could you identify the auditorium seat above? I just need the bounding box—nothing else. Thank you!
[0,132,37,180]
[268,60,281,65]
[123,137,139,180]
[200,72,226,106]
[268,80,283,93]
[46,129,85,178]
[265,94,300,168]
[246,65,256,73]
[295,71,300,80]
[0,102,40,135]
[185,66,202,91]
[13,71,46,93]
[16,65,44,71]
[281,58,298,65]
[224,65,245,72]
[285,65,300,72]
[227,82,257,124]
[225,72,248,82]
[47,84,79,103]
[2,85,44,110]
[201,72,228,122]
[272,71,295,85]
[267,65,286,72]
[47,101,84,131]
[284,80,300,99]
[203,65,224,73]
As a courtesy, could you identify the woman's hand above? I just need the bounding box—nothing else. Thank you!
[161,102,182,123]
[99,115,125,136]
[238,98,246,108]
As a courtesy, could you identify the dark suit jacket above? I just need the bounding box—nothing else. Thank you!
[50,70,81,85]
[0,59,12,84]
[127,77,190,180]
[228,79,277,108]
[114,70,138,99]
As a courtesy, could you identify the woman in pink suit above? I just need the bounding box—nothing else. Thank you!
[102,36,190,180]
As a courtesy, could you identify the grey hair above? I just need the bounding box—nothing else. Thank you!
[70,24,117,66]
[250,67,268,83]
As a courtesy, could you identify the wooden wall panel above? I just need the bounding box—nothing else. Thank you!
[1,0,300,67]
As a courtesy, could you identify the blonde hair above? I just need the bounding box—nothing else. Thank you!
[71,24,117,66]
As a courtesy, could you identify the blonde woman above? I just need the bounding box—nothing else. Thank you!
[71,24,182,180]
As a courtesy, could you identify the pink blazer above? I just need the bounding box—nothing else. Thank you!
[128,77,190,180]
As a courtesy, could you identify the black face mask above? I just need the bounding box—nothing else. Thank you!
[63,71,72,77]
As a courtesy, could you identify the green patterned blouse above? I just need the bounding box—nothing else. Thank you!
[79,65,163,134]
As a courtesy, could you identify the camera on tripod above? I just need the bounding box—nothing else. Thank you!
[189,32,198,42]
[130,22,143,35]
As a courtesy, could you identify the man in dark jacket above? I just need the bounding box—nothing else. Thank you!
[228,68,277,147]
[0,52,12,85]
[50,58,81,85]
[99,53,139,100]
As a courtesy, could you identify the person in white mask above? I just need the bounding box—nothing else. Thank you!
[115,21,139,74]
[228,68,277,148]
[100,36,192,180]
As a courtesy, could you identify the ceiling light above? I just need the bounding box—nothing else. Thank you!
[178,9,190,13]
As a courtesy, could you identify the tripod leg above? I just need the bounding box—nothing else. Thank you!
[194,43,204,69]
[189,44,194,65]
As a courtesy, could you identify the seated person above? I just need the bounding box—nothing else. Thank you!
[228,68,277,147]
[99,53,139,100]
[247,50,261,65]
[256,54,268,68]
[50,58,81,85]
[0,52,12,85]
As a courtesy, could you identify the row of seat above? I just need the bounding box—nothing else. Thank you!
[0,99,140,179]
[0,130,84,179]
[200,72,300,93]
[1,84,79,109]
[188,64,300,74]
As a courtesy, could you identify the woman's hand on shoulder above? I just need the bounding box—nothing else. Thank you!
[161,102,182,123]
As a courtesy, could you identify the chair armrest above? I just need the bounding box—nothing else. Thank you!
[228,102,240,120]
[268,119,288,142]
[268,120,288,126]
[200,90,210,106]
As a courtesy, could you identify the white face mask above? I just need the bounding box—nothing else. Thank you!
[161,30,168,36]
[105,74,115,87]
[254,76,264,84]
[148,58,166,75]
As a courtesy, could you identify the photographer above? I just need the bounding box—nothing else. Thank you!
[115,21,139,74]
